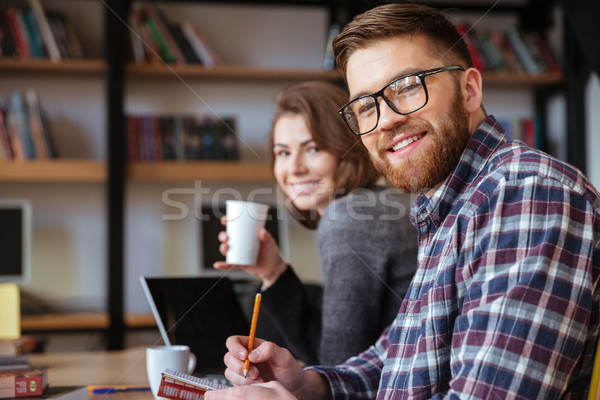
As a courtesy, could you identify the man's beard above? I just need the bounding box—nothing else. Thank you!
[369,95,471,194]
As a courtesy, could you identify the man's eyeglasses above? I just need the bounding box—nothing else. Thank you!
[338,65,465,135]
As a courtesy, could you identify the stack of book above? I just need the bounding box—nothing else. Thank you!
[0,337,86,400]
[128,1,221,67]
[0,336,37,371]
[127,114,239,161]
[0,89,55,161]
[455,22,561,75]
[0,367,48,398]
[0,0,82,61]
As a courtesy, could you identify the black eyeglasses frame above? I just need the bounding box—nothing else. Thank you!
[338,65,466,136]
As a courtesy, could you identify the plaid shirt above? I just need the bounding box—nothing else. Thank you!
[310,116,600,399]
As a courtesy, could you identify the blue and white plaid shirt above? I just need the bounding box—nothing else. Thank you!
[310,115,600,399]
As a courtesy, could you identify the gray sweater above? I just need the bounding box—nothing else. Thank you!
[259,187,418,365]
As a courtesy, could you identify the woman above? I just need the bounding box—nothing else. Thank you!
[214,81,417,366]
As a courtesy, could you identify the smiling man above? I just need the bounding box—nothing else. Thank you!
[205,4,600,400]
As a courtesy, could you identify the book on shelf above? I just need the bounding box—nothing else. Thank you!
[0,109,13,160]
[455,22,561,75]
[45,11,81,59]
[23,9,46,58]
[127,114,239,162]
[5,7,29,58]
[2,89,55,161]
[145,2,186,64]
[157,369,229,400]
[498,117,541,149]
[0,367,48,399]
[28,0,60,61]
[322,22,340,70]
[128,2,219,66]
[6,91,36,160]
[0,1,81,61]
[179,20,221,67]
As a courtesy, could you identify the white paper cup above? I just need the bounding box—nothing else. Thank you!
[226,200,270,265]
[146,345,197,400]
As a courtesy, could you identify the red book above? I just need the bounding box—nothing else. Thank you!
[157,369,229,400]
[158,377,208,400]
[5,8,29,58]
[0,367,48,399]
[455,22,484,71]
[522,118,535,148]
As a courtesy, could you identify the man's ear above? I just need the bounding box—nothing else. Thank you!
[462,68,483,113]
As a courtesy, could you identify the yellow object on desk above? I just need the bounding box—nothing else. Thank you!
[0,283,20,340]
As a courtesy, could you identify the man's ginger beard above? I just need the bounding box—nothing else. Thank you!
[368,90,471,193]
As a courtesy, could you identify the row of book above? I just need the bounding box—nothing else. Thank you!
[0,0,82,61]
[127,114,239,161]
[498,116,542,149]
[456,23,561,74]
[0,89,55,161]
[128,1,221,66]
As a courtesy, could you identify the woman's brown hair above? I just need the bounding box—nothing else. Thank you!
[269,80,380,229]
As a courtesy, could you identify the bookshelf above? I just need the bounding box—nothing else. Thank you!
[0,58,105,75]
[128,161,272,182]
[0,160,105,182]
[0,0,588,351]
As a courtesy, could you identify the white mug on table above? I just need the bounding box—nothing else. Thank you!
[146,345,196,400]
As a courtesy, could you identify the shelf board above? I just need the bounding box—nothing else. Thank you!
[0,160,106,182]
[21,312,109,331]
[0,58,105,75]
[128,161,273,182]
[21,312,157,331]
[127,63,342,81]
[482,71,564,87]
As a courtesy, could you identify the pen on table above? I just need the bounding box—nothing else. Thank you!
[244,293,262,378]
[88,385,151,394]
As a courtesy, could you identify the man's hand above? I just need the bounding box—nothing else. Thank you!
[220,336,305,391]
[204,381,297,400]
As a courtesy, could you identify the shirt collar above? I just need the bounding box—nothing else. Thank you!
[409,115,506,229]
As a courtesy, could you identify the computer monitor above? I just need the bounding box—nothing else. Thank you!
[199,204,280,271]
[0,200,31,284]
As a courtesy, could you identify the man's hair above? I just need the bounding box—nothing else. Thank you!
[333,3,473,81]
[269,80,380,228]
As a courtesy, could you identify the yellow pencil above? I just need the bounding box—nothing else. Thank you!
[244,293,261,378]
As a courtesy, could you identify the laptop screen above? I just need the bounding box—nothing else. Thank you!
[140,276,250,375]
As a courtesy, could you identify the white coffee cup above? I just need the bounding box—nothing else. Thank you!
[146,345,197,400]
[226,200,270,265]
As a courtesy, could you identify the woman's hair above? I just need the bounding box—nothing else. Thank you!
[333,3,473,81]
[269,80,380,229]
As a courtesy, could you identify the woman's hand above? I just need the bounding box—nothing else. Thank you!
[214,216,287,288]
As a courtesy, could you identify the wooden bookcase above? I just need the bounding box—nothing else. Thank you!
[0,0,584,349]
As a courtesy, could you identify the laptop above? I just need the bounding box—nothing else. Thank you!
[140,276,250,376]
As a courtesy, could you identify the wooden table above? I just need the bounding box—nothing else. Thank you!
[29,347,152,399]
